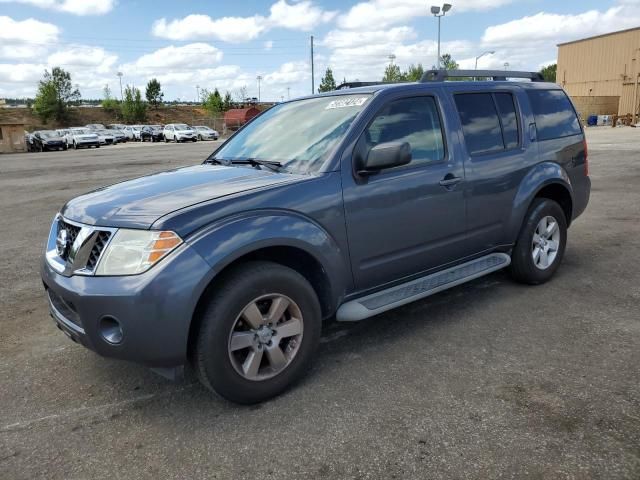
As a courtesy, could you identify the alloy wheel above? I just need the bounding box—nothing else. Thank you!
[531,215,561,270]
[227,294,304,381]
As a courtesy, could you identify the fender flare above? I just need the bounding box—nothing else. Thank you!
[186,210,349,314]
[506,162,574,243]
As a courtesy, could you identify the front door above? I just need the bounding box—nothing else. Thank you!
[342,93,467,291]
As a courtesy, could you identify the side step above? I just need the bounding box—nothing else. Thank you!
[336,253,511,322]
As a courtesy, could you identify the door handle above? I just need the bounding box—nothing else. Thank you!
[439,175,462,187]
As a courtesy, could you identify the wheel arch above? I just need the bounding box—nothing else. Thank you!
[185,213,350,361]
[507,162,574,243]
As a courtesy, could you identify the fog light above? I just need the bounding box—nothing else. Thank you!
[100,316,123,345]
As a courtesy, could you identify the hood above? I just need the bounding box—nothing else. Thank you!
[176,130,195,134]
[44,136,64,142]
[61,164,304,229]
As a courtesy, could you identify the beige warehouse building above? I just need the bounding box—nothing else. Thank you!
[557,27,640,122]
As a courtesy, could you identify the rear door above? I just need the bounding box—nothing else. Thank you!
[341,91,467,291]
[450,87,534,251]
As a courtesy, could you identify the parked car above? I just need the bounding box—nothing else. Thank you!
[41,70,590,404]
[140,125,164,142]
[110,129,127,144]
[193,126,219,141]
[163,123,197,142]
[122,126,142,141]
[30,130,67,151]
[96,129,116,146]
[64,128,100,149]
[86,124,106,131]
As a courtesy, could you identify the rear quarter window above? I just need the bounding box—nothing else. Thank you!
[527,90,581,141]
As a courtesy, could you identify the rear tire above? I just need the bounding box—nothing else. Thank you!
[194,261,322,404]
[509,198,567,285]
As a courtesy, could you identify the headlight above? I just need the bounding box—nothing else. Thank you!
[95,229,182,276]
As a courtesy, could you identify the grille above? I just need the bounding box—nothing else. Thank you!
[58,220,81,261]
[86,231,112,271]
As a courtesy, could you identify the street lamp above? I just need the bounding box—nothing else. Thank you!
[474,50,495,81]
[116,71,123,100]
[257,75,263,103]
[431,3,452,70]
[504,62,510,71]
[475,50,495,70]
[196,85,200,103]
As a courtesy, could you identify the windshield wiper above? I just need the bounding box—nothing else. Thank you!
[204,157,283,172]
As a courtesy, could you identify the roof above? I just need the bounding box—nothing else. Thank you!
[557,26,640,47]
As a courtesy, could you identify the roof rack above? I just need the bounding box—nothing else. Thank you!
[336,81,393,90]
[420,70,545,82]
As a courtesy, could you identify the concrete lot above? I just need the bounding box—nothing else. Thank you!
[1,129,639,479]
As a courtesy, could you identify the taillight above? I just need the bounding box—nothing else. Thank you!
[583,138,589,176]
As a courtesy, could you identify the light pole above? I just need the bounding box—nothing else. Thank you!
[388,54,396,65]
[504,62,509,71]
[116,71,123,100]
[196,85,200,103]
[475,50,495,70]
[287,86,290,100]
[257,75,263,103]
[474,50,495,81]
[431,3,452,70]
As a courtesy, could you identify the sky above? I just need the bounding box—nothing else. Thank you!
[1,0,639,102]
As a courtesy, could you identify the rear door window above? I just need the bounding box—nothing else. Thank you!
[454,93,505,155]
[526,89,581,140]
[494,93,519,149]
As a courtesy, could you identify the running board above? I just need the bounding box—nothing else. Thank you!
[336,253,511,322]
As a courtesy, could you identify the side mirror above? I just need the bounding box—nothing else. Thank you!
[359,142,412,175]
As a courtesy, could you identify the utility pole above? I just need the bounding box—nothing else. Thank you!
[117,71,123,100]
[287,86,291,100]
[196,85,200,103]
[310,35,315,94]
[388,54,396,65]
[257,75,263,103]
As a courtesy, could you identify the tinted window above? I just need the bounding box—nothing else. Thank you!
[455,93,504,155]
[527,89,581,140]
[494,93,519,149]
[364,96,445,166]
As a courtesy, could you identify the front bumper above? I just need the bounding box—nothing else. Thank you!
[77,140,100,147]
[41,243,212,367]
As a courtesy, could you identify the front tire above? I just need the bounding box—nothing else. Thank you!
[194,261,322,404]
[509,198,567,285]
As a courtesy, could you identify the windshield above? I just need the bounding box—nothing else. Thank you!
[40,131,57,138]
[213,94,370,173]
[175,124,190,130]
[73,129,91,134]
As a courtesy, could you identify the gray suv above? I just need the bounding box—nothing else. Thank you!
[41,70,590,404]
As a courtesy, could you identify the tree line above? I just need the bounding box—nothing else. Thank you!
[318,54,557,92]
[31,67,248,125]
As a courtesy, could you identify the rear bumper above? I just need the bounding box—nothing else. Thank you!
[41,243,212,367]
[572,174,591,221]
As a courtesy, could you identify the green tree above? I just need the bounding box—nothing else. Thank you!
[101,83,121,117]
[223,91,233,111]
[382,64,405,83]
[203,88,224,116]
[318,67,337,92]
[440,54,459,70]
[145,78,163,109]
[121,85,146,122]
[32,67,80,123]
[540,63,557,82]
[404,63,425,82]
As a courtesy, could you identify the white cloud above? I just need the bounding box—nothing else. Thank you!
[268,0,337,31]
[482,4,640,47]
[0,0,115,15]
[0,16,59,45]
[152,15,266,43]
[338,0,513,30]
[0,63,45,84]
[124,43,223,72]
[152,0,335,43]
[47,46,118,73]
[264,61,310,84]
[322,27,416,50]
[264,40,274,51]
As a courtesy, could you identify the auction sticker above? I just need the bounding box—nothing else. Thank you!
[326,97,369,109]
